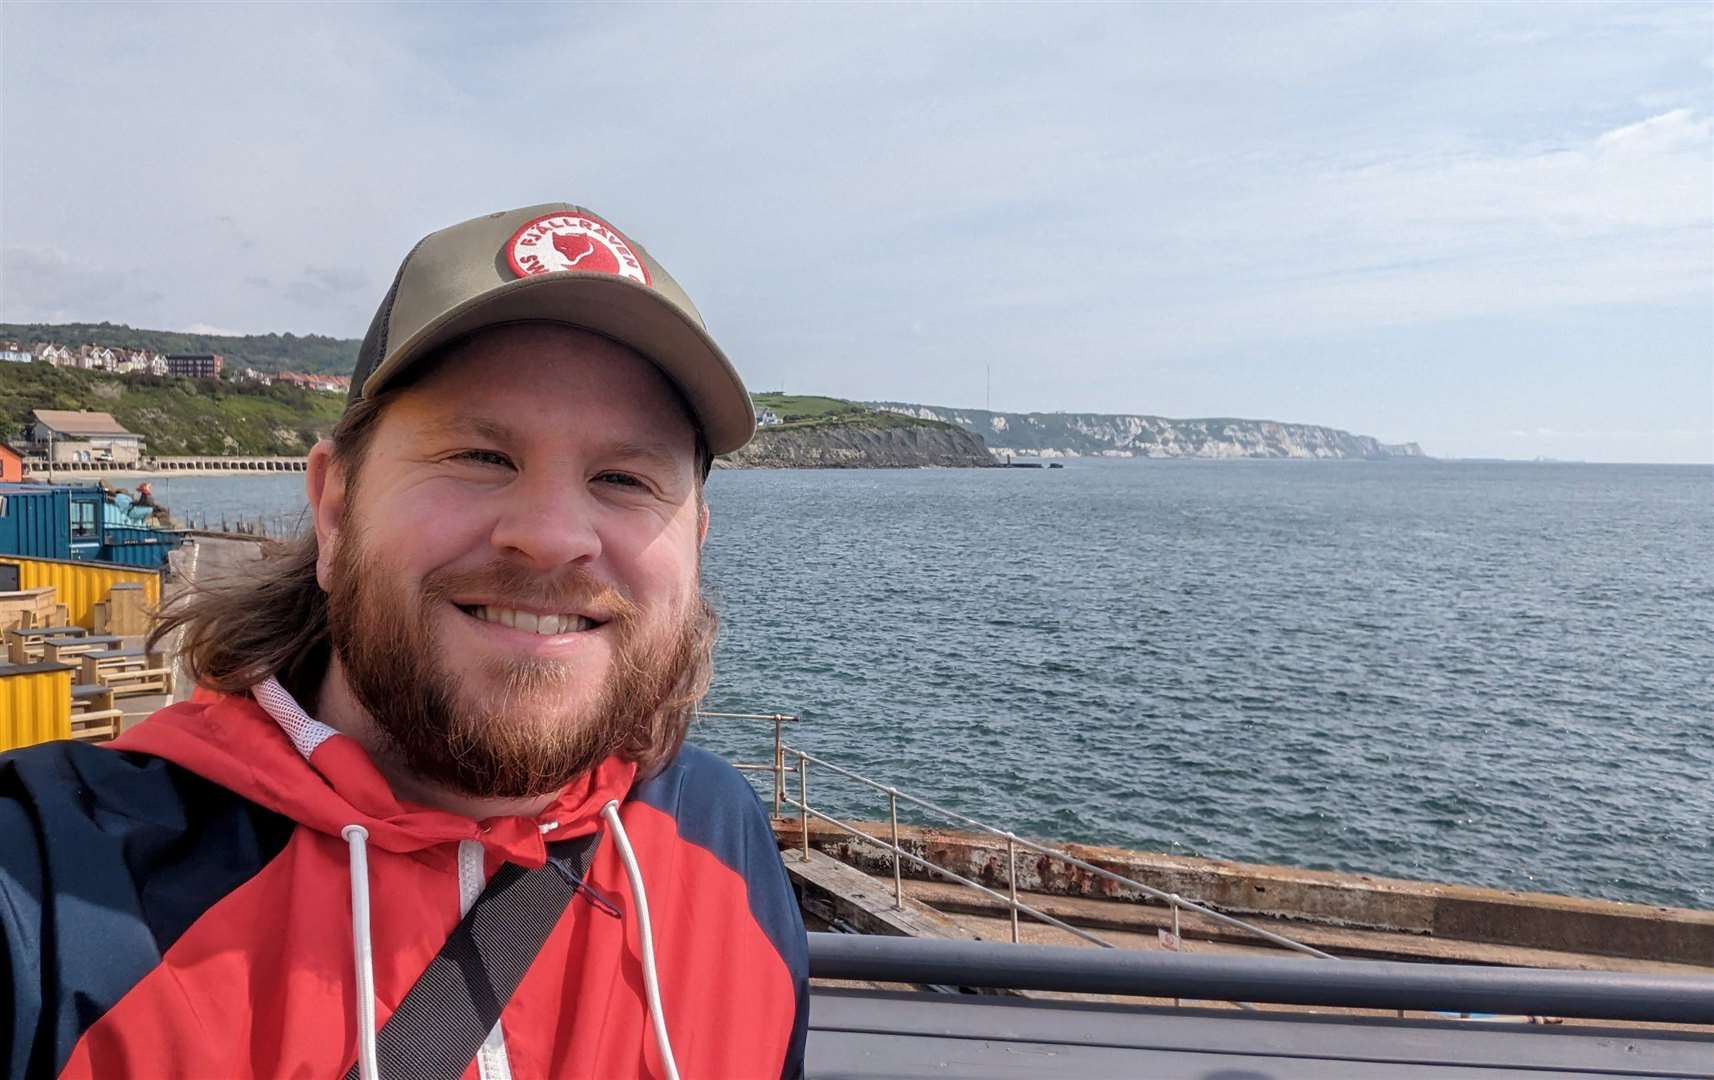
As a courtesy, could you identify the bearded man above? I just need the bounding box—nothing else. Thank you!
[0,205,808,1079]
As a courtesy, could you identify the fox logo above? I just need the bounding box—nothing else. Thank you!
[506,212,651,285]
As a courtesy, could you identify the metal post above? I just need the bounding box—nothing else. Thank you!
[889,789,903,910]
[772,716,784,819]
[798,753,810,862]
[1007,835,1020,944]
[1171,896,1182,1008]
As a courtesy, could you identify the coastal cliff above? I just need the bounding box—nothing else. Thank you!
[719,416,994,469]
[868,402,1426,460]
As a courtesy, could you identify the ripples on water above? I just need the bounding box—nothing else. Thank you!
[148,462,1714,908]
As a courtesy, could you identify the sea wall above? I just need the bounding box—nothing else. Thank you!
[780,819,1712,964]
[719,422,995,469]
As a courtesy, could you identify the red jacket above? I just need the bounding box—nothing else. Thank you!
[0,681,807,1078]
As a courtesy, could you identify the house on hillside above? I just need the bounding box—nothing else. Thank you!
[114,349,164,374]
[33,344,73,366]
[757,408,782,427]
[75,345,119,371]
[275,371,346,392]
[0,341,31,364]
[24,410,145,464]
[238,367,274,386]
[165,353,225,379]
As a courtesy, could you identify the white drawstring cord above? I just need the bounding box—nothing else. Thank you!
[601,800,681,1080]
[343,824,381,1080]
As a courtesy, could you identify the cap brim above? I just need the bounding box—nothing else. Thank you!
[361,273,755,455]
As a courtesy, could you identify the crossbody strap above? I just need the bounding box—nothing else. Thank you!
[342,831,606,1080]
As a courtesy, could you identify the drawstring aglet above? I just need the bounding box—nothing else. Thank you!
[547,856,623,918]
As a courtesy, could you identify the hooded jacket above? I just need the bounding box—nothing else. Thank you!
[0,681,808,1079]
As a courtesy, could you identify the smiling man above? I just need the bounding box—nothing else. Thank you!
[0,206,808,1079]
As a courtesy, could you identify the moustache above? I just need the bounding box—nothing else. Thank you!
[420,562,640,625]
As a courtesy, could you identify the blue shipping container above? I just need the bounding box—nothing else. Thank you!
[0,484,183,568]
[0,485,74,562]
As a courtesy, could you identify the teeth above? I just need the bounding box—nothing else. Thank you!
[471,606,592,635]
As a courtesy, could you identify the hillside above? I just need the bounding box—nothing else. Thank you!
[868,402,1426,460]
[0,363,345,455]
[0,322,357,375]
[732,393,993,468]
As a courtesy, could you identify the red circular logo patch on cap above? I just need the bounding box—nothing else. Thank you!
[505,212,652,285]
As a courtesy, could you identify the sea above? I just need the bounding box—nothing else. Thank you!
[137,460,1713,910]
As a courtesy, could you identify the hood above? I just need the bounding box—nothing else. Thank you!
[110,682,637,867]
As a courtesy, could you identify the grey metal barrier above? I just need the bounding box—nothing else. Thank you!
[808,933,1714,1026]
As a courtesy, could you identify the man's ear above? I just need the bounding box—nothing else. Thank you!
[306,439,347,591]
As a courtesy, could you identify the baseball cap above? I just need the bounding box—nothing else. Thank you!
[348,203,755,455]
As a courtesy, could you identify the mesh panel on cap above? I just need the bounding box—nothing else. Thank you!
[348,234,430,406]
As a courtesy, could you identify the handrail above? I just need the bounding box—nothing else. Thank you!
[782,743,1334,959]
[700,709,1334,962]
[808,934,1714,1025]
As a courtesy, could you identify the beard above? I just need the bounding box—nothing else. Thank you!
[324,523,716,799]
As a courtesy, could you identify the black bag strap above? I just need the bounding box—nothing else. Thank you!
[342,830,606,1080]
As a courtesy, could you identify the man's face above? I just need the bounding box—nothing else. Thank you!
[312,323,713,798]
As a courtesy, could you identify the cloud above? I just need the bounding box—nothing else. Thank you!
[1,2,1708,461]
[1,245,166,324]
[283,266,370,310]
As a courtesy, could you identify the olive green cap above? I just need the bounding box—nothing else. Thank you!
[349,203,754,454]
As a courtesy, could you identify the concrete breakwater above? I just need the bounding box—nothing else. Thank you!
[31,456,308,479]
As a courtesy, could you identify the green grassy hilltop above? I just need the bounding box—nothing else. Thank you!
[0,363,345,455]
[749,393,955,433]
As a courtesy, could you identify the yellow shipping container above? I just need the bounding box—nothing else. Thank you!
[0,662,74,751]
[0,556,161,629]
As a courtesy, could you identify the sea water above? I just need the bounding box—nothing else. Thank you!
[139,461,1714,908]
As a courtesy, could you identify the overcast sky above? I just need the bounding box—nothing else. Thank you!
[3,3,1710,462]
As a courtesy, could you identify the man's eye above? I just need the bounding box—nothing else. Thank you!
[595,471,646,489]
[454,449,514,468]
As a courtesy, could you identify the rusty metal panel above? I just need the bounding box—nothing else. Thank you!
[0,557,161,629]
[0,665,73,751]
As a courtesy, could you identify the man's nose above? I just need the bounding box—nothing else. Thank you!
[487,474,603,571]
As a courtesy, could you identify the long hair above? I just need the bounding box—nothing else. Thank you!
[149,392,392,707]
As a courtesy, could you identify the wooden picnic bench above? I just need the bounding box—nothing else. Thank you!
[40,634,125,665]
[5,625,88,664]
[79,650,173,698]
[69,681,123,743]
[79,648,149,680]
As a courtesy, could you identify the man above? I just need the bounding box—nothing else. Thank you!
[0,205,808,1078]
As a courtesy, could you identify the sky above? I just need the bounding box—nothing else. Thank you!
[2,3,1710,463]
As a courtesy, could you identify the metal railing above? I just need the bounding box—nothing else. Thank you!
[697,709,1331,960]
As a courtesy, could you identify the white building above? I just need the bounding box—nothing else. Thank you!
[25,409,146,464]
